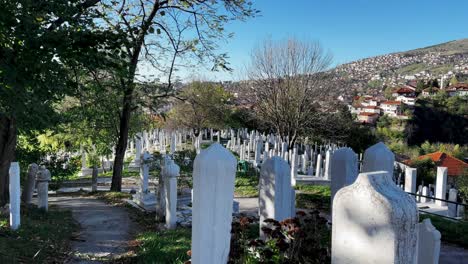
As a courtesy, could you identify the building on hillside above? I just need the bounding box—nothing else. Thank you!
[405,152,468,185]
[395,95,416,106]
[361,105,381,114]
[445,83,468,97]
[357,112,379,124]
[380,101,402,117]
[421,87,440,97]
[392,86,416,98]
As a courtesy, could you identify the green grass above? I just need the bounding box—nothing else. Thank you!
[0,205,77,263]
[235,172,259,197]
[420,214,468,248]
[136,228,191,263]
[295,185,331,211]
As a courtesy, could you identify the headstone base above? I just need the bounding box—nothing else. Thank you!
[135,192,157,207]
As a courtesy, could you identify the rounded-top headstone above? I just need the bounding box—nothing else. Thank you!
[191,143,237,264]
[362,142,394,175]
[165,160,180,178]
[36,166,51,182]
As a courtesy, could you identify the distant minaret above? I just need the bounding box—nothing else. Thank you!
[440,76,445,89]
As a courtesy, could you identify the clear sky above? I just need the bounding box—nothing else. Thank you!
[180,0,468,81]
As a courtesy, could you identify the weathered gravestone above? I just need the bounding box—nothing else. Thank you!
[191,143,237,264]
[164,159,180,229]
[332,171,418,264]
[36,166,51,211]
[135,151,156,207]
[21,163,38,204]
[259,157,294,238]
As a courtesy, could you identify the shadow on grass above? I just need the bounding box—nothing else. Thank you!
[0,204,76,263]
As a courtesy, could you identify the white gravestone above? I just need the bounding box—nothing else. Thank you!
[301,152,308,174]
[135,151,156,207]
[191,143,237,264]
[315,153,322,177]
[164,159,180,229]
[259,157,294,238]
[422,186,430,203]
[362,142,395,176]
[332,171,418,264]
[290,149,298,187]
[404,167,417,195]
[435,167,447,206]
[324,149,332,180]
[9,162,20,230]
[36,166,51,211]
[22,163,38,204]
[417,218,441,264]
[447,188,458,217]
[330,148,358,206]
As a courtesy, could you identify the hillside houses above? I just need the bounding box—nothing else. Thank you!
[446,83,468,97]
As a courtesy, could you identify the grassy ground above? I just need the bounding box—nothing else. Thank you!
[0,205,77,263]
[295,185,331,212]
[136,229,191,264]
[235,173,259,197]
[420,214,468,248]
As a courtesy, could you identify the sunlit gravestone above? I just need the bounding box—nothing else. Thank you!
[191,143,237,264]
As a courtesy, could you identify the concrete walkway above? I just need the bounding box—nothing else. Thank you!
[49,195,138,263]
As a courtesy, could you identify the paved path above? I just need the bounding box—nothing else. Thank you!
[49,195,138,263]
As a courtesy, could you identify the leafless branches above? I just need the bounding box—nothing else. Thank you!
[246,38,332,147]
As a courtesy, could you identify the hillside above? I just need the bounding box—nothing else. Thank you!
[329,39,468,97]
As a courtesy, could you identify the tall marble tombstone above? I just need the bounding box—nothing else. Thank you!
[259,157,294,238]
[191,143,237,264]
[330,148,358,206]
[435,167,447,206]
[9,162,21,230]
[332,171,418,264]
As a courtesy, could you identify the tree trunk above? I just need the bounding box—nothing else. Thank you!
[111,88,133,192]
[0,115,17,206]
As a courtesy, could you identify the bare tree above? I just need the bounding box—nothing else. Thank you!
[246,38,332,148]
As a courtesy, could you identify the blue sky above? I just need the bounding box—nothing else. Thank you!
[180,0,468,81]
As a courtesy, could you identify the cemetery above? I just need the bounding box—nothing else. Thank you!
[1,1,468,264]
[1,128,467,263]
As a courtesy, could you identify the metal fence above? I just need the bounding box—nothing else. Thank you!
[406,192,467,221]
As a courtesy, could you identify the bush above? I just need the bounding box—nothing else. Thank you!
[229,211,331,263]
[411,158,436,186]
[455,170,468,202]
[42,154,81,190]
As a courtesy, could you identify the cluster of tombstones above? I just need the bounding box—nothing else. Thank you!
[8,163,52,230]
[7,128,444,263]
[133,141,442,264]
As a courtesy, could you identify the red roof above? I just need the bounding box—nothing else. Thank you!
[382,100,401,105]
[394,87,415,94]
[446,83,468,91]
[414,152,468,176]
[358,112,379,116]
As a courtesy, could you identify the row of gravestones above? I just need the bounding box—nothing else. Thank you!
[189,142,441,264]
[8,163,52,230]
[404,166,462,218]
[8,141,440,264]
